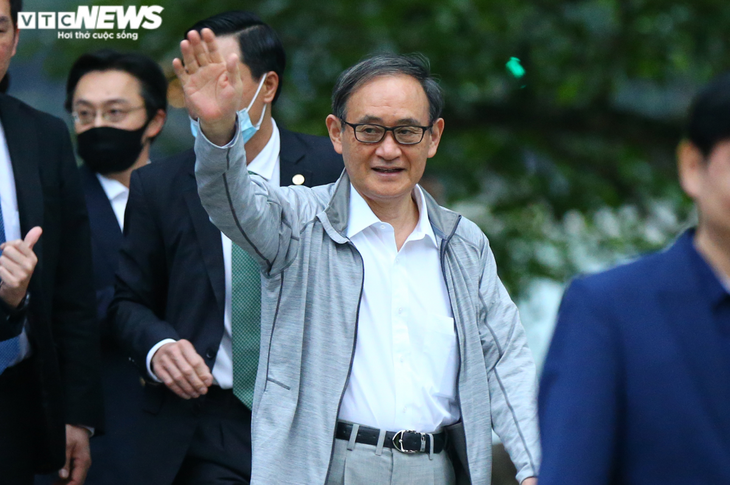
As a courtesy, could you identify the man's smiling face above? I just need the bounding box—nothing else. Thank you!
[328,74,444,207]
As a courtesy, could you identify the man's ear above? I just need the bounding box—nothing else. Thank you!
[677,140,705,200]
[260,71,279,104]
[427,118,445,158]
[11,25,19,58]
[325,114,343,155]
[143,109,167,142]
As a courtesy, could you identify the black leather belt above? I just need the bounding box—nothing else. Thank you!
[335,422,446,454]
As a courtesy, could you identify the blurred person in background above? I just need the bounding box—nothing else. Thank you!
[539,72,730,484]
[0,0,103,483]
[35,49,167,485]
[110,11,342,485]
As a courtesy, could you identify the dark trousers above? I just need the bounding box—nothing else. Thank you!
[132,385,252,485]
[171,386,252,485]
[35,348,146,485]
[0,359,44,484]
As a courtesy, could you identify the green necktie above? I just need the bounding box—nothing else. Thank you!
[231,242,261,409]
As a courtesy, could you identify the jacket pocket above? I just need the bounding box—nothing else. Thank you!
[266,376,291,390]
[255,375,298,439]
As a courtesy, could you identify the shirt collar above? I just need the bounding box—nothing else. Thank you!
[246,118,279,181]
[96,172,129,201]
[683,230,730,304]
[346,184,381,238]
[411,185,438,247]
[346,184,438,248]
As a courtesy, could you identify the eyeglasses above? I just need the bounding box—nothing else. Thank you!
[340,119,432,145]
[72,105,146,125]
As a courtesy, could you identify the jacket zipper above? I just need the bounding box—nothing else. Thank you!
[438,216,471,476]
[262,275,286,393]
[324,241,365,482]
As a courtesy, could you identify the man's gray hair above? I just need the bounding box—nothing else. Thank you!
[331,53,444,124]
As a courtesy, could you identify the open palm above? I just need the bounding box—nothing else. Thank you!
[173,28,243,128]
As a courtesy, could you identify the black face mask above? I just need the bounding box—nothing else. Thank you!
[77,125,148,175]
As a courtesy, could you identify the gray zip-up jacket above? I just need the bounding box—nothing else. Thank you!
[194,123,540,485]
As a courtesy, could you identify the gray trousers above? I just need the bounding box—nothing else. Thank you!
[326,436,456,485]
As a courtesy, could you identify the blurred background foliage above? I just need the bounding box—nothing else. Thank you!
[15,0,723,301]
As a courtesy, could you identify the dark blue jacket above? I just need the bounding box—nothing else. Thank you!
[539,231,730,484]
[79,165,143,485]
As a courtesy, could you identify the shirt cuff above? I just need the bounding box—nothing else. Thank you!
[0,291,29,318]
[146,339,177,382]
[192,117,240,148]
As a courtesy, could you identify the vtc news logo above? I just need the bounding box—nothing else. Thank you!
[18,6,164,30]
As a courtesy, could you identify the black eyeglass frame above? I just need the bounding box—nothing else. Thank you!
[71,105,146,125]
[340,118,433,145]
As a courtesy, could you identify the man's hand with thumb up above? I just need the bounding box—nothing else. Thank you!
[0,226,42,308]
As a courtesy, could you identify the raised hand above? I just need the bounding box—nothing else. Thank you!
[173,28,243,146]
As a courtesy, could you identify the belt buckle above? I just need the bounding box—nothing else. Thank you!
[392,429,424,454]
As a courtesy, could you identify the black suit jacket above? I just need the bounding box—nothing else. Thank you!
[0,94,102,472]
[110,128,342,484]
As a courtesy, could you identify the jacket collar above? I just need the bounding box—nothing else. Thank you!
[676,229,730,306]
[279,126,306,167]
[658,228,730,432]
[321,170,461,244]
[80,165,123,262]
[0,94,43,236]
[279,127,315,188]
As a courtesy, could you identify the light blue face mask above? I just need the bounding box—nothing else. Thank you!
[190,73,268,142]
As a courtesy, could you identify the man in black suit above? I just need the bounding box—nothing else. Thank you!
[39,50,166,485]
[110,11,342,485]
[0,0,103,483]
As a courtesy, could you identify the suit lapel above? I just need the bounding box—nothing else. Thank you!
[80,166,122,275]
[183,159,225,312]
[0,95,43,255]
[658,239,730,432]
[279,128,313,188]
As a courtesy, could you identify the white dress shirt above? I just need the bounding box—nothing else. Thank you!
[147,119,281,388]
[0,118,31,366]
[338,185,461,433]
[95,173,130,230]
